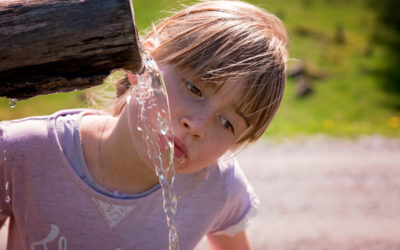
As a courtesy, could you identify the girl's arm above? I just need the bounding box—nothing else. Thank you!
[206,231,252,250]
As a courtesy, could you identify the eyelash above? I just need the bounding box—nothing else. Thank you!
[185,80,203,97]
[220,117,235,134]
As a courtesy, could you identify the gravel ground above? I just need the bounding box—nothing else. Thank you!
[1,136,400,249]
[196,136,400,250]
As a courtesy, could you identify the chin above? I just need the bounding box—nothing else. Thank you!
[175,163,209,175]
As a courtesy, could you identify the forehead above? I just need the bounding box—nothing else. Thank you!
[208,80,245,103]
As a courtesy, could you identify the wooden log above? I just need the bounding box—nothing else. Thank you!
[0,0,143,99]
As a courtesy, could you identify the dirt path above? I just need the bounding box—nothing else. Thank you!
[1,136,400,249]
[196,136,400,250]
[241,136,399,249]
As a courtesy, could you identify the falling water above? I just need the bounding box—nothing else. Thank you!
[130,52,180,249]
[1,123,11,206]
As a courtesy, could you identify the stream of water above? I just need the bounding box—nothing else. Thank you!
[131,52,180,250]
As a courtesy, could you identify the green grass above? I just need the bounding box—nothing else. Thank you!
[0,91,87,119]
[1,0,399,138]
[260,0,400,138]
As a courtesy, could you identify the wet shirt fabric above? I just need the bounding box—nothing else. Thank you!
[0,109,258,250]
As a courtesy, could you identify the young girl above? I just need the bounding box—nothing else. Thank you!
[0,1,288,249]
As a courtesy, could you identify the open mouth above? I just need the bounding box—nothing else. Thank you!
[173,144,185,159]
[158,134,187,162]
[173,137,187,160]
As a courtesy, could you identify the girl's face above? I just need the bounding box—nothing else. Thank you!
[158,64,249,174]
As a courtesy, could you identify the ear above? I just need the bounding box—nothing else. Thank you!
[142,39,154,50]
[126,71,137,87]
[142,38,159,52]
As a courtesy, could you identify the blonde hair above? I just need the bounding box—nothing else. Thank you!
[111,0,288,144]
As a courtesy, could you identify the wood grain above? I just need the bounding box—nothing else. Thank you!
[0,0,143,99]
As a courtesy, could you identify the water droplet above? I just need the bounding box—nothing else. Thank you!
[5,195,10,203]
[8,98,18,108]
[137,126,142,131]
[5,182,9,191]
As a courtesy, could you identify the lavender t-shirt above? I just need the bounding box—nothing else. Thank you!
[0,109,258,250]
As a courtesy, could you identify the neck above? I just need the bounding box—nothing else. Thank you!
[80,110,159,195]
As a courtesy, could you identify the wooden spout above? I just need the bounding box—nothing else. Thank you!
[0,0,143,99]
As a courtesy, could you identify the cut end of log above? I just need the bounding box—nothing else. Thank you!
[0,0,143,99]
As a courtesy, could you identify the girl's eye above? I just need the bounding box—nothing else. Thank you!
[220,117,235,134]
[185,80,203,97]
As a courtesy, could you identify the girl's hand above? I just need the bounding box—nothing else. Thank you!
[206,231,252,250]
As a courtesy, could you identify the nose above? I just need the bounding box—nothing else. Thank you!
[180,113,210,140]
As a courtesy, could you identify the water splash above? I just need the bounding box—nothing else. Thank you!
[1,125,11,205]
[8,98,17,108]
[132,52,180,249]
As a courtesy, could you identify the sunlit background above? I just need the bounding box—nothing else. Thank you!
[1,0,399,138]
[1,0,399,249]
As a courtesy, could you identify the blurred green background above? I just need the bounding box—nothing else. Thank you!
[1,0,399,138]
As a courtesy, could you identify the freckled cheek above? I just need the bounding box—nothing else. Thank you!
[165,90,181,113]
[210,120,235,142]
[203,132,232,158]
[168,91,194,116]
[199,147,226,166]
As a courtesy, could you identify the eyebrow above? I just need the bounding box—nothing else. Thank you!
[200,80,220,94]
[235,109,250,128]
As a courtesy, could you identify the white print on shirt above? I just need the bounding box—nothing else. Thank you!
[91,198,135,229]
[30,224,67,250]
[30,224,122,250]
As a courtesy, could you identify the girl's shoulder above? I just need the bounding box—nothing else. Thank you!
[0,109,88,149]
[197,158,259,236]
[185,157,254,204]
[213,157,249,190]
[1,113,53,146]
[175,157,251,201]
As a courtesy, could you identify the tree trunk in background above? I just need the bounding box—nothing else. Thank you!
[0,0,143,99]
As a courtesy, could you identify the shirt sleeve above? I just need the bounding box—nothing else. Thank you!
[209,159,259,237]
[0,122,12,217]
